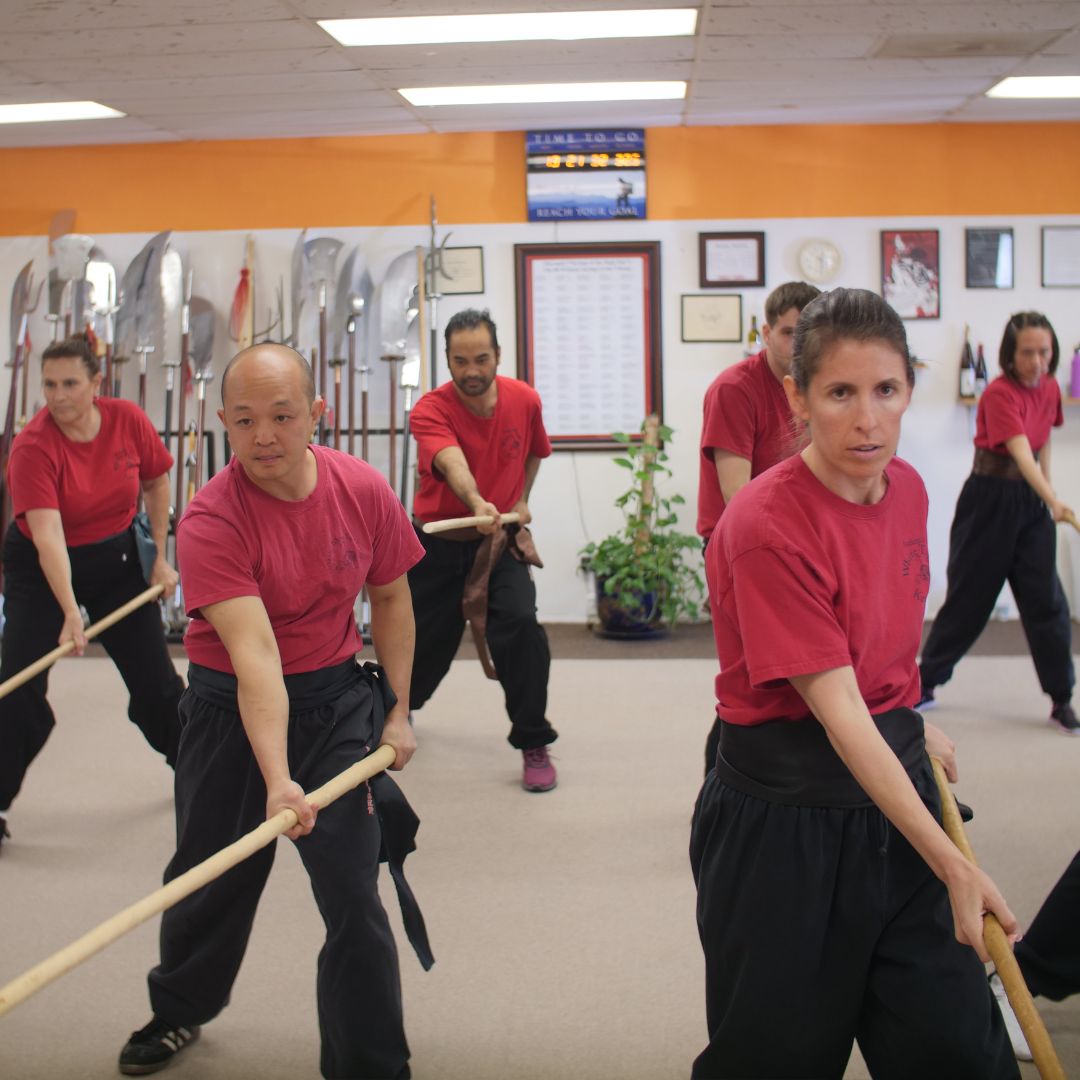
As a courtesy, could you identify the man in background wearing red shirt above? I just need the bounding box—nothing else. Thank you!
[408,309,557,793]
[697,281,821,774]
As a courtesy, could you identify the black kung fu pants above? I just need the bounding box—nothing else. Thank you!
[0,522,183,811]
[920,473,1075,703]
[408,526,556,750]
[1016,848,1080,1002]
[148,660,419,1080]
[689,714,1018,1080]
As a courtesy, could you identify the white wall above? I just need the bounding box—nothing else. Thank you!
[4,211,1080,622]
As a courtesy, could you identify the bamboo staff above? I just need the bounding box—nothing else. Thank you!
[422,512,521,535]
[929,757,1065,1080]
[0,584,164,702]
[635,415,661,555]
[0,744,395,1018]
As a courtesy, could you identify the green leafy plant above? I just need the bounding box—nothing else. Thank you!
[579,419,705,628]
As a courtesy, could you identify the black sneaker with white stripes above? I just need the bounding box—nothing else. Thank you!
[118,1016,200,1075]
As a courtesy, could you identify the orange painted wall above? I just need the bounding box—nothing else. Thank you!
[1,121,1078,236]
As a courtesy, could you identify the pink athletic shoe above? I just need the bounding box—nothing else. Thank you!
[522,746,557,792]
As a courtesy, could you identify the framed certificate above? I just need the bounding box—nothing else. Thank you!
[433,246,484,295]
[1042,226,1080,287]
[514,241,663,449]
[699,232,765,288]
[681,295,742,343]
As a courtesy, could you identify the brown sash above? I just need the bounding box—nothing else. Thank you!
[463,525,543,679]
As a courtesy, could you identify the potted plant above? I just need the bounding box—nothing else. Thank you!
[579,416,705,638]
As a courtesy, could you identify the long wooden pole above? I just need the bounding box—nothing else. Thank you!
[0,584,164,702]
[0,743,395,1018]
[422,512,521,535]
[929,757,1065,1080]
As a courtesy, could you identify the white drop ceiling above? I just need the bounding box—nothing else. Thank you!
[0,0,1078,148]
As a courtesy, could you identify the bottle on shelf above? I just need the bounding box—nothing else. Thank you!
[974,342,988,396]
[959,325,976,400]
[1070,345,1080,400]
[745,314,759,357]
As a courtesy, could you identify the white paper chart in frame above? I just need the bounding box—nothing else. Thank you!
[514,243,663,449]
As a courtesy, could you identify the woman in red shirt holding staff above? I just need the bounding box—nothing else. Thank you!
[919,312,1076,732]
[0,336,184,850]
[691,289,1019,1078]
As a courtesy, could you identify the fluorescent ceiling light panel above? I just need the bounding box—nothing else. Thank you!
[986,76,1080,99]
[0,101,125,124]
[400,81,687,106]
[320,9,697,46]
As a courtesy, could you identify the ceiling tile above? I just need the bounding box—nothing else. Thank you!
[0,20,327,61]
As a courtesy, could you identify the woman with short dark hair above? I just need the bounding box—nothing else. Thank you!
[0,335,184,850]
[919,312,1076,732]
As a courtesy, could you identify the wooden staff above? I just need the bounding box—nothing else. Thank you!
[0,584,164,702]
[929,757,1065,1080]
[422,512,521,535]
[0,743,396,1017]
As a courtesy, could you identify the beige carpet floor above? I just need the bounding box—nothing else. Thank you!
[0,653,1078,1079]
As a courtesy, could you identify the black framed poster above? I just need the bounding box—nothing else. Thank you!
[965,228,1013,289]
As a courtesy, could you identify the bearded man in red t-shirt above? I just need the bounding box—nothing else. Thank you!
[408,309,558,793]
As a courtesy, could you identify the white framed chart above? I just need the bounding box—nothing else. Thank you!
[514,242,663,449]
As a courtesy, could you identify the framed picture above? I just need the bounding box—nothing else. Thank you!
[699,231,765,288]
[1042,226,1080,287]
[433,246,485,295]
[681,295,742,343]
[881,229,939,319]
[514,241,663,449]
[965,228,1013,289]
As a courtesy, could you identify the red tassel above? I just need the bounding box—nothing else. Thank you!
[229,267,250,341]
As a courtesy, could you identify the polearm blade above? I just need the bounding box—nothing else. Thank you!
[175,273,193,518]
[303,236,343,444]
[189,297,216,495]
[86,250,117,398]
[399,273,423,506]
[290,228,308,351]
[115,231,171,395]
[52,234,95,338]
[9,261,33,359]
[334,247,372,457]
[376,249,420,492]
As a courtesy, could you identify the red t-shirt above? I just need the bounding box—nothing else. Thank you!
[975,374,1063,456]
[8,397,172,546]
[177,445,424,676]
[708,454,929,726]
[410,375,552,521]
[697,350,794,538]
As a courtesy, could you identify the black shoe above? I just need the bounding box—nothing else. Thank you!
[1050,702,1080,735]
[118,1016,200,1075]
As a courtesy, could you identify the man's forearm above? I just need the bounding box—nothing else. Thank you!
[522,455,541,502]
[369,592,415,721]
[234,648,294,790]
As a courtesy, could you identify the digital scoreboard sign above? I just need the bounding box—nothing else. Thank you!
[526,129,646,222]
